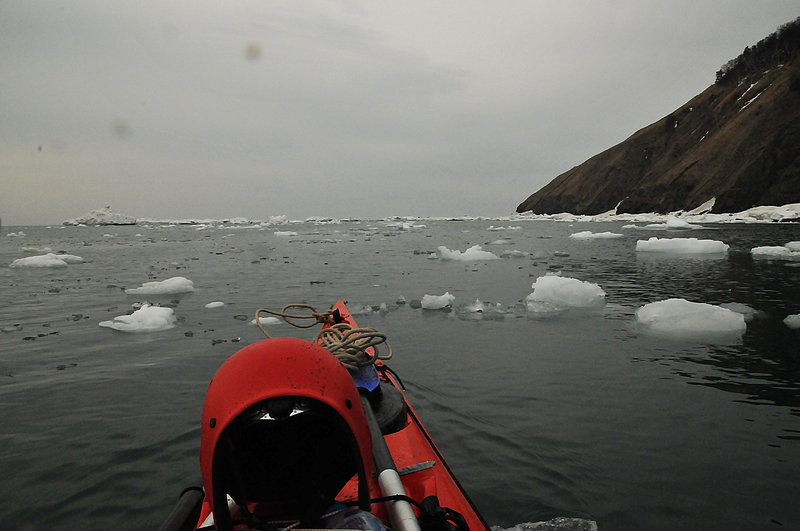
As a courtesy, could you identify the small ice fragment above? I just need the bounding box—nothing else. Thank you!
[205,301,225,309]
[250,316,281,325]
[274,231,298,237]
[784,314,800,329]
[421,292,455,310]
[125,276,195,295]
[719,302,761,322]
[99,304,176,332]
[437,245,499,261]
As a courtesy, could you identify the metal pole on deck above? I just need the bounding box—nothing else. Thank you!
[360,395,421,531]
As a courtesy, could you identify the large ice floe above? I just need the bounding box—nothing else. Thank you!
[9,253,84,268]
[99,304,176,332]
[636,237,729,254]
[437,245,499,261]
[124,276,195,295]
[750,241,800,260]
[636,299,746,339]
[525,274,606,312]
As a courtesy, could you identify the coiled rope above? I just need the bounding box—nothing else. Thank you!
[254,304,392,370]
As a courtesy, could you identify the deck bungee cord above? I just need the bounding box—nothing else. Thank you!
[255,304,392,370]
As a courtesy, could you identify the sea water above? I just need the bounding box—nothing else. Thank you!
[1,219,799,530]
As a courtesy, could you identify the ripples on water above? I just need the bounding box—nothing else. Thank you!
[1,220,798,529]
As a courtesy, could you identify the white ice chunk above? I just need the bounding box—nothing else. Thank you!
[205,301,225,309]
[250,316,281,325]
[125,276,195,295]
[636,237,729,254]
[751,243,800,260]
[525,274,606,311]
[784,314,800,329]
[274,231,298,237]
[636,299,746,336]
[437,245,499,261]
[569,231,623,239]
[9,253,84,268]
[500,249,530,258]
[421,292,455,310]
[99,304,176,332]
[719,302,761,322]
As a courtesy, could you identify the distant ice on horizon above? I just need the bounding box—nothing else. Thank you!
[99,304,176,332]
[636,298,746,339]
[124,276,195,295]
[636,237,729,254]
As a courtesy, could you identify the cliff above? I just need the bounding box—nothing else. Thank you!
[517,19,800,215]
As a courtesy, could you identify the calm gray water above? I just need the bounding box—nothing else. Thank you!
[1,219,799,530]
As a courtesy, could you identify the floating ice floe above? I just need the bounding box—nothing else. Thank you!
[437,245,499,261]
[274,231,298,237]
[569,231,623,240]
[125,276,195,295]
[784,314,800,329]
[99,304,176,332]
[636,237,729,254]
[501,249,530,258]
[525,274,606,312]
[251,316,281,325]
[487,226,522,231]
[205,301,225,309]
[751,242,800,260]
[9,253,84,268]
[636,299,746,338]
[421,292,455,310]
[719,302,764,322]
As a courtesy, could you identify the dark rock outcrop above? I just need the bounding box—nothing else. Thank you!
[517,20,800,215]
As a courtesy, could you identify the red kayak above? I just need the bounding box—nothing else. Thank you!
[160,300,488,531]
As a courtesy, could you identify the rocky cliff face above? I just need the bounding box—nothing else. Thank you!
[517,51,800,215]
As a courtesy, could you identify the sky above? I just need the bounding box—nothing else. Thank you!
[2,1,799,225]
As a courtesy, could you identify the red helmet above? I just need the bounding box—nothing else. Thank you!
[200,337,375,529]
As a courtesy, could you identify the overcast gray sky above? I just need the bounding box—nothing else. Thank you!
[2,1,799,225]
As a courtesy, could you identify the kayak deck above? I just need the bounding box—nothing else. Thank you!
[328,300,486,529]
[189,300,487,530]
